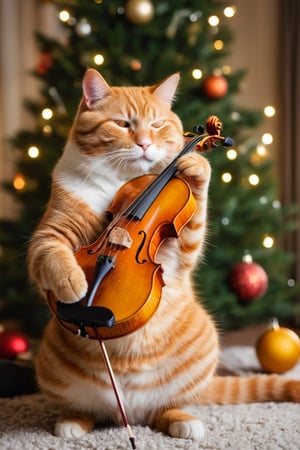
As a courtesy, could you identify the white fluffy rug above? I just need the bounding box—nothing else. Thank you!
[0,346,299,450]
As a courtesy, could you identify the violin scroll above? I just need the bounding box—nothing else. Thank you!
[184,115,234,153]
[206,115,222,135]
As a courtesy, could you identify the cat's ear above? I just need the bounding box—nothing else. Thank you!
[82,69,112,109]
[151,73,180,106]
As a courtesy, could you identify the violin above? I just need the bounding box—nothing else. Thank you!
[47,116,233,341]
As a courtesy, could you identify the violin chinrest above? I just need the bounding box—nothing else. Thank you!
[56,301,115,328]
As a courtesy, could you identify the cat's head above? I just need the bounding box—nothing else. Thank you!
[70,69,184,178]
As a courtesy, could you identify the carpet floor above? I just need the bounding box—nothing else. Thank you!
[0,346,299,450]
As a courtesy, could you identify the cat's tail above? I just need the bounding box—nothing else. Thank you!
[198,375,300,405]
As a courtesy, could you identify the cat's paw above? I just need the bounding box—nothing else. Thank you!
[54,415,94,438]
[176,153,211,189]
[55,266,88,303]
[43,265,88,303]
[55,421,86,438]
[169,419,205,440]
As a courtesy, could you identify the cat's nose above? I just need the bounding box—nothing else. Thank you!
[137,142,151,151]
[135,131,152,151]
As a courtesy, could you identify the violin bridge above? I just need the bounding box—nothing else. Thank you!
[108,226,133,249]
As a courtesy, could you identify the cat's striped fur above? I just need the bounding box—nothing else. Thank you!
[28,69,300,440]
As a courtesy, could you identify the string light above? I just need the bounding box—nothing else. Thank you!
[117,6,125,15]
[222,65,232,74]
[262,235,275,248]
[251,143,269,165]
[42,108,53,120]
[208,15,219,27]
[221,172,232,183]
[287,279,296,287]
[248,174,260,186]
[59,10,70,22]
[76,18,92,36]
[223,6,237,18]
[262,133,273,145]
[190,11,202,22]
[221,217,230,225]
[231,111,241,121]
[192,69,202,80]
[42,125,52,135]
[93,54,104,65]
[226,148,237,160]
[13,174,26,190]
[264,105,276,117]
[28,146,39,159]
[256,144,267,157]
[272,200,281,209]
[214,40,224,50]
[259,196,268,205]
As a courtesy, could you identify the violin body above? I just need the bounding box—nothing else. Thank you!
[47,174,196,339]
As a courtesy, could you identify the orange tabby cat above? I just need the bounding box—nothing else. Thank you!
[28,69,300,440]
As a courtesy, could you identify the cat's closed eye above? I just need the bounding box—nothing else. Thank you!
[114,119,131,128]
[151,120,165,129]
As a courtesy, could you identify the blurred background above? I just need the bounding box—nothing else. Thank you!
[0,0,299,365]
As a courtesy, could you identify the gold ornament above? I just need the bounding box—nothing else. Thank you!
[256,318,300,373]
[125,0,154,25]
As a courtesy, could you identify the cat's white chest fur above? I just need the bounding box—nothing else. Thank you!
[53,142,125,215]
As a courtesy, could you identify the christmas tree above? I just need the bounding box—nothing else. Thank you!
[1,0,299,338]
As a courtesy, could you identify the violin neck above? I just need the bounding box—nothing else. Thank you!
[125,134,205,220]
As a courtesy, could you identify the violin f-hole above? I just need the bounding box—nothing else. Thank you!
[135,230,147,264]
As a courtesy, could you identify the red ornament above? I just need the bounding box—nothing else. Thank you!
[202,74,228,100]
[229,255,268,302]
[36,52,53,75]
[130,59,142,71]
[0,327,30,359]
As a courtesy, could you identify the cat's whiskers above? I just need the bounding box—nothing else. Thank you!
[103,151,132,173]
[95,148,153,174]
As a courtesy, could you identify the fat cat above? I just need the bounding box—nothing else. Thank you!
[28,69,300,440]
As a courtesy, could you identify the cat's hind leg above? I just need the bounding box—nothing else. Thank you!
[54,414,95,438]
[153,408,205,440]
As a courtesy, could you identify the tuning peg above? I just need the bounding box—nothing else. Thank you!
[193,124,205,134]
[222,137,234,147]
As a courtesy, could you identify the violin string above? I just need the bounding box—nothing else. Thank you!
[93,327,136,449]
[124,134,204,219]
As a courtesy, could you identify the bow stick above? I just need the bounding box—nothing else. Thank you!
[93,327,136,449]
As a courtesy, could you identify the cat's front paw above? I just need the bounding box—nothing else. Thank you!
[176,153,211,191]
[169,419,205,440]
[56,266,88,302]
[43,265,88,303]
